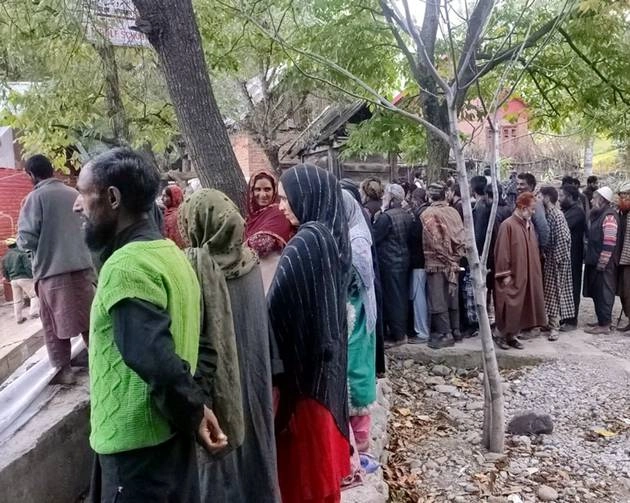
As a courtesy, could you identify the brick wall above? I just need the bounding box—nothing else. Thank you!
[230,133,273,179]
[0,168,33,258]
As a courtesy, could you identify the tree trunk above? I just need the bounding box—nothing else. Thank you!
[447,100,505,453]
[131,0,247,210]
[95,42,129,144]
[421,95,450,182]
[583,136,594,178]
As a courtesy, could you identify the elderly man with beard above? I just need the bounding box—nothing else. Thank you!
[616,183,630,332]
[374,183,414,347]
[558,184,587,331]
[73,148,226,502]
[493,192,547,350]
[583,187,619,334]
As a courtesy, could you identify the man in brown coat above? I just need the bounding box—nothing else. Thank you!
[494,192,547,350]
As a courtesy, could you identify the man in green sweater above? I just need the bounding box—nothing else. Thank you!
[73,148,227,502]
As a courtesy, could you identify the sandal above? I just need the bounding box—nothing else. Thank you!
[360,453,380,474]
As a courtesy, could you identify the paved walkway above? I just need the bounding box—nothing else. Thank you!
[0,302,43,383]
[388,329,630,373]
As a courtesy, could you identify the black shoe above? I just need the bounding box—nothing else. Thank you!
[494,336,510,350]
[618,323,630,333]
[384,337,408,349]
[428,334,455,349]
[452,329,463,342]
[507,336,524,350]
[559,324,577,333]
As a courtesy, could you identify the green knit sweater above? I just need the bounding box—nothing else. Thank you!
[89,240,201,454]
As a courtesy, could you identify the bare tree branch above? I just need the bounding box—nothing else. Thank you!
[218,0,451,142]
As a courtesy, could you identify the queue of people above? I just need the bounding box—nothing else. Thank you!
[5,147,629,503]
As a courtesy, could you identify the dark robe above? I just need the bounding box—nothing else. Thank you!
[561,201,586,324]
[494,215,547,335]
[617,211,630,319]
[199,267,280,503]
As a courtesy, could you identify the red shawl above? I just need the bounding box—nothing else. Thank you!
[245,169,294,245]
[163,185,186,249]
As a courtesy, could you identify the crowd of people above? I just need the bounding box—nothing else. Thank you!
[362,171,630,350]
[2,147,629,502]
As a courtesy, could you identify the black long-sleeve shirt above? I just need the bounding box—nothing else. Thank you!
[104,219,204,435]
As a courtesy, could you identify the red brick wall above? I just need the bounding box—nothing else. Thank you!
[0,168,33,259]
[230,133,272,179]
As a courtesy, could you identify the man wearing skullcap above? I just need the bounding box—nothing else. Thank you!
[374,183,414,347]
[616,182,630,331]
[420,183,466,349]
[584,186,619,334]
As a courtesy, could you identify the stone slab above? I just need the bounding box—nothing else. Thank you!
[386,331,622,370]
[0,373,91,503]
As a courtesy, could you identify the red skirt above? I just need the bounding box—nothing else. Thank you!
[277,398,351,503]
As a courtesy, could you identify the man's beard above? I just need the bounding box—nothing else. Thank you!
[618,198,630,213]
[589,203,606,221]
[560,198,573,210]
[83,218,117,251]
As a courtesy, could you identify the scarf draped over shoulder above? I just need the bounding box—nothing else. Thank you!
[245,169,294,246]
[178,189,258,453]
[342,190,377,333]
[267,165,351,438]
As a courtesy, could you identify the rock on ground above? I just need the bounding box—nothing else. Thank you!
[341,379,390,503]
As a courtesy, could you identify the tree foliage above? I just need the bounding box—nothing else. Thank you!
[0,0,177,171]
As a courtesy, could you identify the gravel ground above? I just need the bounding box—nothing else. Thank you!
[385,325,630,502]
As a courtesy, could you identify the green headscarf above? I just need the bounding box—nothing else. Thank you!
[178,189,257,454]
[179,188,257,279]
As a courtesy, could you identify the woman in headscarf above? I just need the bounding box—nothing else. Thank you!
[268,164,351,503]
[245,169,295,292]
[341,179,386,376]
[342,190,377,453]
[179,189,280,503]
[162,184,186,248]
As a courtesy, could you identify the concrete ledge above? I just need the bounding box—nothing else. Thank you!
[0,374,91,503]
[0,329,44,384]
[387,331,622,370]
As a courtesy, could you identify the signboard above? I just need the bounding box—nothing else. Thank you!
[86,0,149,47]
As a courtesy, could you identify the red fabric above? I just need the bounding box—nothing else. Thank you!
[277,398,350,503]
[163,185,185,249]
[245,169,294,249]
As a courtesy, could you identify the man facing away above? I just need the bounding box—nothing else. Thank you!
[420,183,466,349]
[558,184,586,331]
[617,183,630,332]
[74,148,226,502]
[583,187,619,334]
[2,237,39,323]
[374,183,414,347]
[538,187,574,341]
[493,192,547,350]
[17,154,95,384]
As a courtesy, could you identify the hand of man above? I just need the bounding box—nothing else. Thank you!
[197,405,228,454]
[502,276,513,287]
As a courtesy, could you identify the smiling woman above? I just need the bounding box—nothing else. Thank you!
[244,169,295,292]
